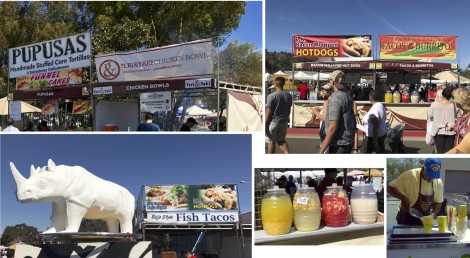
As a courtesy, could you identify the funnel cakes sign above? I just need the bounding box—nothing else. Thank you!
[95,39,213,82]
[144,184,239,212]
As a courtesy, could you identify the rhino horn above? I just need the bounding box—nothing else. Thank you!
[30,165,38,178]
[10,162,27,186]
[48,159,56,171]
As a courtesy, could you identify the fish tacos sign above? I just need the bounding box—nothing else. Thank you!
[8,33,92,78]
[95,39,213,82]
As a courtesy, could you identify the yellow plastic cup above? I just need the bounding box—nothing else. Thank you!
[422,216,433,233]
[458,205,467,219]
[437,216,446,233]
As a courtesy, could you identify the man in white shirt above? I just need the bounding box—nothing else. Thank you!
[2,118,20,132]
[362,91,387,153]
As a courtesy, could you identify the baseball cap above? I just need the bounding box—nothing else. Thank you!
[187,117,198,124]
[330,70,344,83]
[424,158,441,179]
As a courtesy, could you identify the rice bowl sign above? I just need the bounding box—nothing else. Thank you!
[8,33,92,78]
[95,39,213,82]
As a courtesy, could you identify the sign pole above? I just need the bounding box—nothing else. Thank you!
[90,33,95,131]
[7,49,11,117]
[217,36,220,132]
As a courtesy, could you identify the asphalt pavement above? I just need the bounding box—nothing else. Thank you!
[266,132,435,154]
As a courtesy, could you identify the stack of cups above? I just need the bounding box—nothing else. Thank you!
[455,205,468,240]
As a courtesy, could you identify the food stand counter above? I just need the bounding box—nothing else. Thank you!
[293,100,430,130]
[255,222,384,245]
[387,224,470,258]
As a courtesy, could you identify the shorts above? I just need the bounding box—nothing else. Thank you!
[265,122,289,144]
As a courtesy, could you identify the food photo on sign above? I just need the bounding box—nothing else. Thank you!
[0,134,253,258]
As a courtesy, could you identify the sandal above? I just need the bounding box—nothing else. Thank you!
[352,149,359,154]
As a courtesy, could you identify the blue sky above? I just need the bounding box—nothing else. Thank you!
[223,1,262,51]
[0,134,252,233]
[266,0,470,68]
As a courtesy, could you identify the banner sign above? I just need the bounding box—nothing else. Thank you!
[72,100,92,114]
[92,79,215,96]
[146,211,239,223]
[12,86,90,100]
[140,91,171,112]
[379,35,457,60]
[16,68,82,91]
[144,184,238,212]
[95,39,213,82]
[8,33,91,78]
[14,242,152,258]
[293,35,373,59]
[9,101,22,121]
[298,61,454,71]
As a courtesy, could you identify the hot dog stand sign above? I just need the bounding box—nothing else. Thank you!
[293,35,373,59]
[144,184,239,211]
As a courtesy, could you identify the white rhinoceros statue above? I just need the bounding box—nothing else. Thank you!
[10,159,135,233]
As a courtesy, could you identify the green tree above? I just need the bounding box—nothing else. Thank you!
[1,223,39,245]
[0,1,248,131]
[386,158,421,182]
[217,40,262,86]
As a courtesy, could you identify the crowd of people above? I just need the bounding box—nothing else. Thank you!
[265,70,470,154]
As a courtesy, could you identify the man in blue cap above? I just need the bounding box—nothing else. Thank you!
[388,158,444,225]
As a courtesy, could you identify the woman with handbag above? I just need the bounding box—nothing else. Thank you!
[428,87,456,153]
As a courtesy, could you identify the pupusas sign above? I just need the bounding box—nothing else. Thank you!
[8,33,92,78]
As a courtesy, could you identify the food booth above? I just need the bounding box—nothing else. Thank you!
[387,158,470,258]
[289,34,461,131]
[136,184,251,258]
[292,61,459,130]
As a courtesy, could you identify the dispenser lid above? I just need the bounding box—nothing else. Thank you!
[267,185,284,192]
[326,183,342,189]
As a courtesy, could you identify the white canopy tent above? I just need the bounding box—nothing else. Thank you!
[0,97,41,115]
[434,71,470,83]
[185,105,212,116]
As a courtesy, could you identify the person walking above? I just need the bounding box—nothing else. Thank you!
[2,118,20,132]
[362,91,388,153]
[137,113,161,131]
[265,77,293,154]
[311,84,333,150]
[180,117,198,131]
[319,70,355,154]
[428,87,456,153]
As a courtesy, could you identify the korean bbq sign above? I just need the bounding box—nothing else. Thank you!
[8,33,91,78]
[293,35,373,59]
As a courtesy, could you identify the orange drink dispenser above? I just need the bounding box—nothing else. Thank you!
[322,184,350,227]
[261,186,293,235]
[384,91,393,103]
[293,186,321,232]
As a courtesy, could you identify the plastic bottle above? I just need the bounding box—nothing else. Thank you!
[293,186,321,231]
[261,186,293,235]
[322,183,350,227]
[393,91,401,103]
[384,91,393,103]
[350,183,378,224]
[411,91,419,103]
